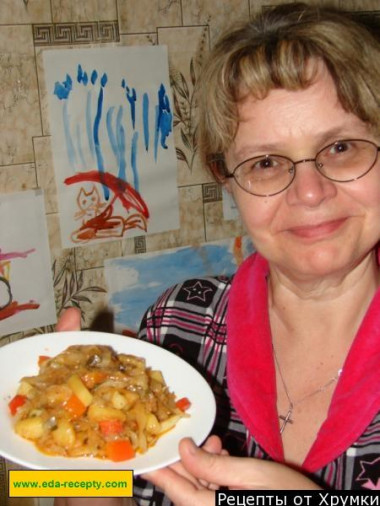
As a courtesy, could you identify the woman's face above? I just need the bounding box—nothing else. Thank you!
[224,64,380,282]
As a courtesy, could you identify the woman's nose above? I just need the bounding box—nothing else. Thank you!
[286,159,337,206]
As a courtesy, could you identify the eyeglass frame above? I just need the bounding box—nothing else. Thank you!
[207,138,380,197]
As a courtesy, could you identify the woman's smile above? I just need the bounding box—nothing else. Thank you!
[285,217,348,240]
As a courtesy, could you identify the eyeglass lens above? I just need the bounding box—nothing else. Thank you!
[232,139,379,197]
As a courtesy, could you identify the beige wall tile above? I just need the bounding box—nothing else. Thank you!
[158,26,211,186]
[118,0,182,33]
[34,136,58,213]
[204,200,245,242]
[46,213,63,259]
[78,267,108,328]
[144,228,182,252]
[0,164,36,193]
[142,185,206,252]
[0,26,41,166]
[75,241,123,269]
[119,33,158,46]
[0,0,51,24]
[51,0,117,22]
[183,0,249,42]
[35,47,50,137]
[177,185,206,244]
[120,236,140,255]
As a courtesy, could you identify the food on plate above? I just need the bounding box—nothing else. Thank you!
[8,344,191,462]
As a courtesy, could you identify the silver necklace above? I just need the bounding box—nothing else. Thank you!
[273,348,342,434]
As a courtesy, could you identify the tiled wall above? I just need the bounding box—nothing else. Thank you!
[1,0,379,505]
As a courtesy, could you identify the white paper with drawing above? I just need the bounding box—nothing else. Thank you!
[43,46,179,248]
[0,190,57,336]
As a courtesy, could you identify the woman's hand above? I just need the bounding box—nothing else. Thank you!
[56,307,81,331]
[143,437,320,506]
[142,435,225,506]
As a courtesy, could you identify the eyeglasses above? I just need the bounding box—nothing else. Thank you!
[209,139,380,197]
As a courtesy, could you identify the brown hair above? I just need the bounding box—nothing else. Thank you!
[197,3,380,178]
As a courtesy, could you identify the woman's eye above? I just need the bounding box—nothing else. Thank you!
[329,141,351,155]
[253,157,278,170]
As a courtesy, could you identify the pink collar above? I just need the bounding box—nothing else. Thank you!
[226,252,380,472]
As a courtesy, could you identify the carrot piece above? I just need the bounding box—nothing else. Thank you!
[38,355,50,366]
[8,394,27,415]
[175,397,191,411]
[105,439,135,461]
[99,419,124,436]
[81,370,107,389]
[63,394,86,418]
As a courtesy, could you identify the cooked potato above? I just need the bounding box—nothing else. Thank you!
[52,420,76,448]
[67,374,93,406]
[15,417,44,440]
[87,404,126,422]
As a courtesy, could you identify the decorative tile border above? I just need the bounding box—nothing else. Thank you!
[202,182,223,203]
[33,21,119,46]
[134,236,147,254]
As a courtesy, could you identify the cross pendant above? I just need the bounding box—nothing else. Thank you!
[279,407,294,434]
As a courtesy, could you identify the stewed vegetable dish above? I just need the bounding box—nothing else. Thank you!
[8,344,190,462]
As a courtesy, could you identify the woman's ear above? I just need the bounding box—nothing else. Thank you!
[207,155,228,184]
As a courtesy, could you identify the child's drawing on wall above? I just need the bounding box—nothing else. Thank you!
[44,46,179,248]
[0,247,39,320]
[0,191,57,337]
[105,236,255,334]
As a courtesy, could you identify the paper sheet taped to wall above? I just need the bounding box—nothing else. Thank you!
[43,45,180,248]
[0,190,57,337]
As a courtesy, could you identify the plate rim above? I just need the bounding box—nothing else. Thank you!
[0,331,216,474]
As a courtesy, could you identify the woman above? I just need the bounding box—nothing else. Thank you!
[56,2,380,503]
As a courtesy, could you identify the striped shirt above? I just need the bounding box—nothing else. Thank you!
[133,275,380,504]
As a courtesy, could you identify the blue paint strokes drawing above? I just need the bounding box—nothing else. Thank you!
[106,106,127,182]
[86,91,95,158]
[54,74,72,100]
[116,106,127,181]
[131,131,139,191]
[77,64,88,86]
[77,65,95,160]
[52,50,177,245]
[154,84,172,161]
[54,65,174,184]
[143,93,149,151]
[93,73,109,199]
[91,70,98,85]
[106,106,118,160]
[76,123,86,168]
[63,101,77,170]
[124,84,137,130]
[54,76,77,169]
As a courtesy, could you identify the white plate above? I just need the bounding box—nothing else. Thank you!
[0,331,216,474]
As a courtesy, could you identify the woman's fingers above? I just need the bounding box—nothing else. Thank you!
[196,435,224,490]
[179,438,320,490]
[56,307,81,331]
[200,434,223,454]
